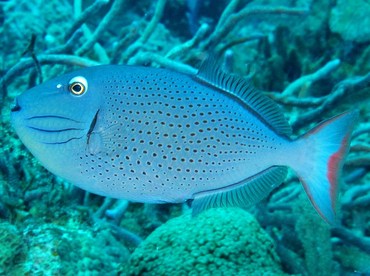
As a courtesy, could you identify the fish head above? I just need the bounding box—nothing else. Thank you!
[11,66,104,179]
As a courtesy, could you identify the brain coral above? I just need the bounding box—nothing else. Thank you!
[127,208,285,275]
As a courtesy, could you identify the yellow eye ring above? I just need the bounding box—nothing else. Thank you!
[69,82,85,95]
[68,76,88,96]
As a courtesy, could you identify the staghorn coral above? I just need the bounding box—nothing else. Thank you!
[126,208,285,275]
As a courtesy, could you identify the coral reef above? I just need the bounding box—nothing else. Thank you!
[126,208,285,275]
[2,219,130,275]
[294,194,334,275]
[329,0,370,43]
[0,221,25,274]
[0,0,369,274]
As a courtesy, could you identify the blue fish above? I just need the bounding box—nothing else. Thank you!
[11,60,358,223]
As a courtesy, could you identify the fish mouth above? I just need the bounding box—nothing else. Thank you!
[11,99,21,112]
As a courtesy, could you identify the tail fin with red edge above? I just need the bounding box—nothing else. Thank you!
[291,111,358,224]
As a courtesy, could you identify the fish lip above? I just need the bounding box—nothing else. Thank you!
[11,99,21,112]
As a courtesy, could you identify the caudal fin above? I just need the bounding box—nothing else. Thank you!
[292,111,358,224]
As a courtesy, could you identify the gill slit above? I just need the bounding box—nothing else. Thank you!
[87,109,100,146]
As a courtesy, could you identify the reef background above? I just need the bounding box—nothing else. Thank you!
[1,0,370,274]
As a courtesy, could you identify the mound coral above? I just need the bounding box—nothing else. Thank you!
[127,208,285,275]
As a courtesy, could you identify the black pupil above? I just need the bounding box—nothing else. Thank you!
[73,83,82,93]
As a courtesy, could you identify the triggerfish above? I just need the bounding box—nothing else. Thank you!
[11,59,358,223]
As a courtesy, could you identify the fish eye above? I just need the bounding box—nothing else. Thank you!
[69,76,88,96]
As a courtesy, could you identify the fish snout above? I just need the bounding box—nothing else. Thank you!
[11,98,21,112]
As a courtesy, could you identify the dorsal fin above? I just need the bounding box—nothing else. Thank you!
[194,57,292,136]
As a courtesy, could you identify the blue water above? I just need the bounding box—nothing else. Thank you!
[1,0,370,274]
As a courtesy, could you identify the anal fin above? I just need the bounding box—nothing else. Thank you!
[191,166,288,216]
